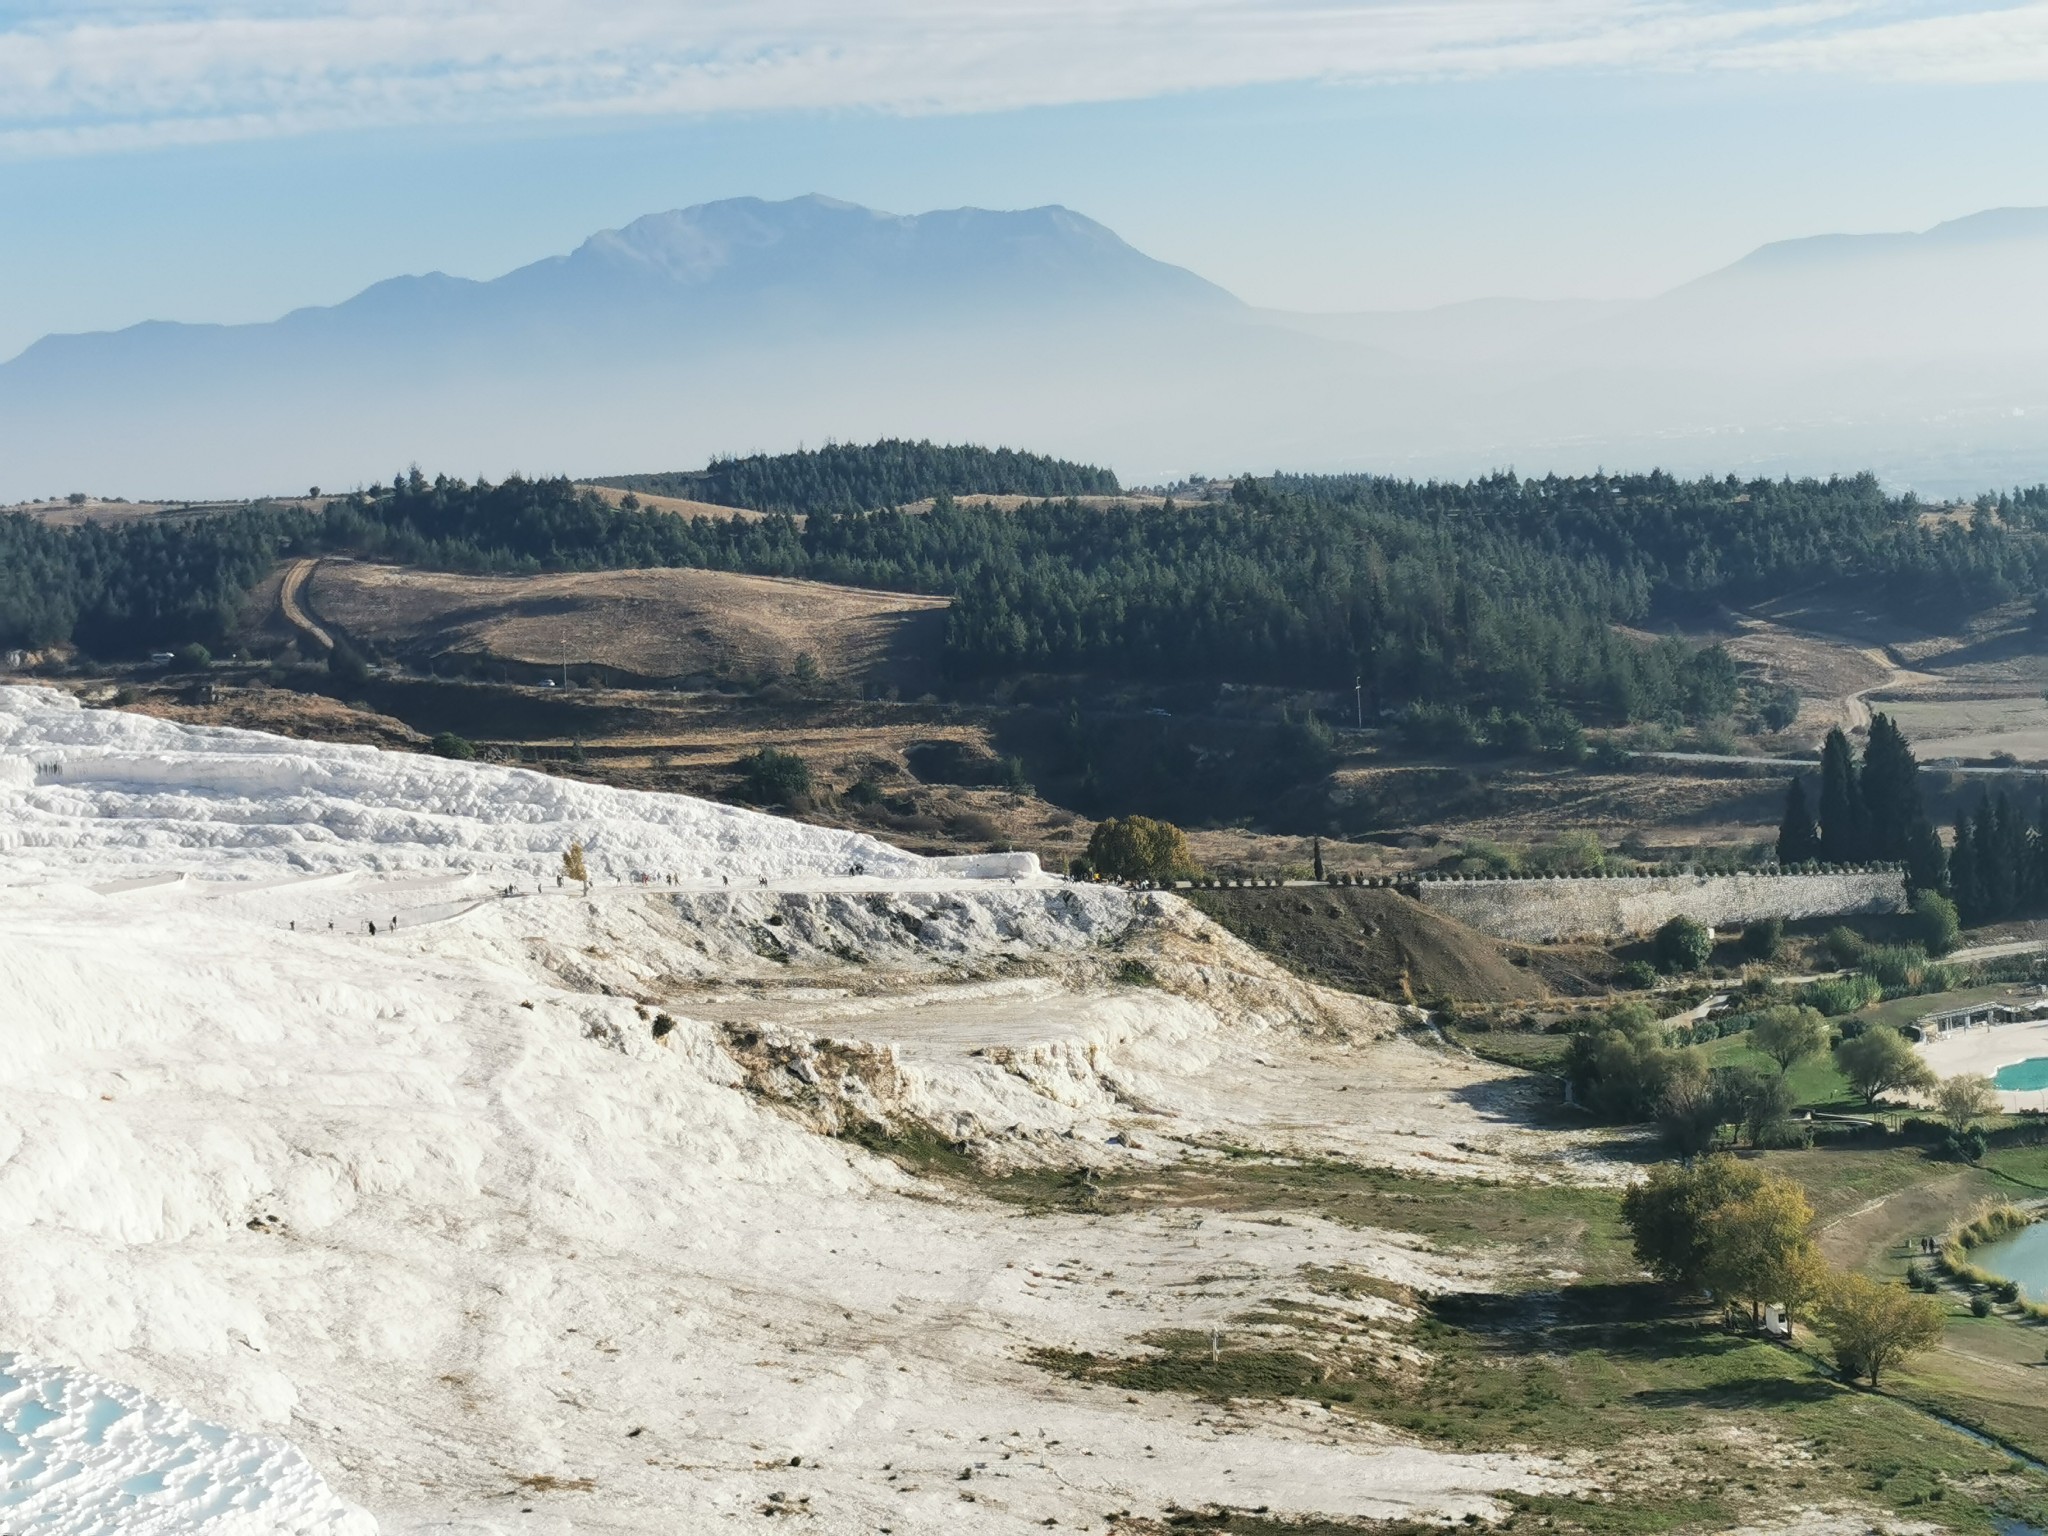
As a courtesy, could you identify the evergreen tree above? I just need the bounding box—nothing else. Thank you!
[1978,795,2017,920]
[1857,714,1921,861]
[1904,817,1947,895]
[1950,811,1981,922]
[1776,778,1820,866]
[1817,729,1864,863]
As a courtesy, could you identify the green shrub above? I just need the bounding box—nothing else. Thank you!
[1620,959,1658,990]
[429,731,476,760]
[735,748,812,806]
[1822,926,1868,968]
[1654,915,1714,974]
[1086,816,1199,882]
[1971,1292,1992,1318]
[1911,889,1961,956]
[1800,973,1883,1016]
[1863,944,1931,990]
[1739,917,1784,961]
[174,641,213,670]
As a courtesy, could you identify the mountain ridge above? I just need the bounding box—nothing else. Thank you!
[8,194,2048,499]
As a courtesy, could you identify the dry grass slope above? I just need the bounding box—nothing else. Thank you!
[306,559,949,688]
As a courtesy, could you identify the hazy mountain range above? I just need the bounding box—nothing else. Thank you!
[7,193,2048,501]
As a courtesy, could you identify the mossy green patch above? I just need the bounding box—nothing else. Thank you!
[1049,1282,2048,1534]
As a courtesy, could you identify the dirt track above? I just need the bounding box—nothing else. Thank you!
[277,558,334,652]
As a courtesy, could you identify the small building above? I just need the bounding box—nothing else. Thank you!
[1914,997,2048,1040]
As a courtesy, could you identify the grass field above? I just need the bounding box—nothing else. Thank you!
[1699,1031,1855,1107]
[994,1150,2048,1534]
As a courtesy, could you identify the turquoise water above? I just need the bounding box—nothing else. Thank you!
[1992,1057,2048,1091]
[1973,1220,2048,1301]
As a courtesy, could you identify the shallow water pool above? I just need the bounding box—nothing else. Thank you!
[1973,1219,2048,1301]
[1992,1057,2048,1091]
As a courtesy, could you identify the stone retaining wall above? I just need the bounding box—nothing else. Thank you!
[1413,869,1907,944]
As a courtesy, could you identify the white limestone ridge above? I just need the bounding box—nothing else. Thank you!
[0,685,1031,884]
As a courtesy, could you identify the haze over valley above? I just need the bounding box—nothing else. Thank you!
[11,196,2048,502]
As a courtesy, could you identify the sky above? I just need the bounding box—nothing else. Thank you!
[6,1,2048,361]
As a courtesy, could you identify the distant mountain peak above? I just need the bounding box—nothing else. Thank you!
[1727,203,2048,274]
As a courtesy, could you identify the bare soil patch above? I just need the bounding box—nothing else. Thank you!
[1186,886,1545,1005]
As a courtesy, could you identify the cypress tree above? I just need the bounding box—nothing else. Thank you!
[1950,811,1981,923]
[1996,793,2032,914]
[1975,796,2014,921]
[1817,729,1864,863]
[1776,778,1820,866]
[1858,714,1922,861]
[1904,818,1947,896]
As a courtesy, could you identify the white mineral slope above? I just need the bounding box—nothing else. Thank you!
[0,1352,375,1535]
[0,693,1583,1532]
[0,685,930,884]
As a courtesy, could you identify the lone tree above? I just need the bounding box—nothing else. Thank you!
[1933,1074,1999,1135]
[1085,815,1199,882]
[1701,1175,1824,1331]
[1621,1155,1765,1292]
[1748,1004,1830,1074]
[1834,1026,1936,1107]
[1813,1271,1944,1386]
[1624,1157,1822,1331]
[562,841,588,884]
[1654,914,1713,974]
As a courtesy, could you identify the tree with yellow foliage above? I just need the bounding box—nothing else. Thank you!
[1812,1271,1944,1386]
[1701,1175,1824,1333]
[1084,816,1199,882]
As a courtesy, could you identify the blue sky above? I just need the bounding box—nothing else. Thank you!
[5,1,2048,359]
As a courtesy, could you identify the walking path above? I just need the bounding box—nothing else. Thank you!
[278,558,334,652]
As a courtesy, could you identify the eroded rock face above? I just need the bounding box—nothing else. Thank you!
[1417,869,1907,942]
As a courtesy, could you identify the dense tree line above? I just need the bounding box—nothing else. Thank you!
[591,439,1119,513]
[1774,711,2048,926]
[1775,716,1945,887]
[11,462,2048,737]
[0,507,305,656]
[1947,790,2048,926]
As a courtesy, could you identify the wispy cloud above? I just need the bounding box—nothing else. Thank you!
[1,1,2042,158]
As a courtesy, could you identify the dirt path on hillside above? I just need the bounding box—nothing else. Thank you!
[1840,643,1925,732]
[278,557,334,653]
[1815,1170,1975,1268]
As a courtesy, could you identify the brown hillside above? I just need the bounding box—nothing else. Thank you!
[304,559,948,689]
[1185,885,1547,1005]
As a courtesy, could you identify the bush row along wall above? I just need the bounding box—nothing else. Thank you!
[1413,869,1908,943]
